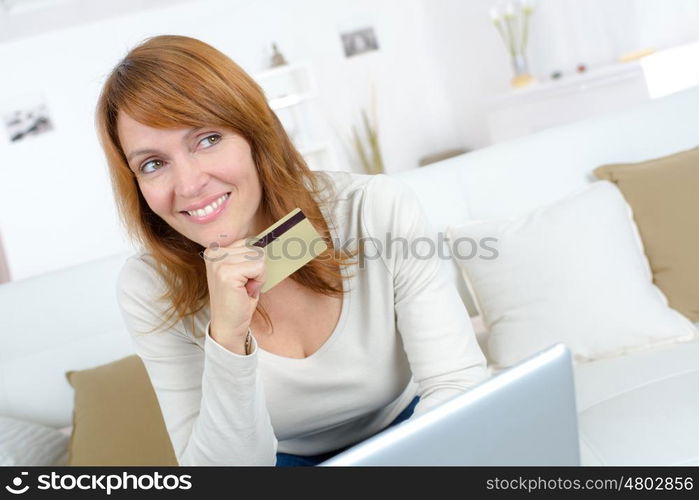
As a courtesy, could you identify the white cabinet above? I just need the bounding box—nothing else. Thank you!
[485,41,699,145]
[485,62,650,144]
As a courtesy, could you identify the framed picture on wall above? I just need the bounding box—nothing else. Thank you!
[3,103,54,143]
[338,16,380,58]
[1,93,54,143]
[340,26,380,58]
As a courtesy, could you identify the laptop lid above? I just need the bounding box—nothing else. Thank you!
[321,343,580,466]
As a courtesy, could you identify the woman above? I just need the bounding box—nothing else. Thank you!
[98,34,487,466]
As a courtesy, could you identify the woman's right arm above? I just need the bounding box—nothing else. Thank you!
[116,254,277,466]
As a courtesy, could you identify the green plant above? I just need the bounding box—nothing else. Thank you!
[490,0,536,58]
[351,108,384,175]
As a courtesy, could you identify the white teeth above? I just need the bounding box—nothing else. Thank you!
[186,193,229,217]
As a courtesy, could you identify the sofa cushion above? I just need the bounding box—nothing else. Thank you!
[447,181,697,368]
[575,336,699,465]
[0,415,69,466]
[594,146,699,322]
[66,355,177,466]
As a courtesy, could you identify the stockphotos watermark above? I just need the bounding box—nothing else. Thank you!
[200,232,499,267]
[4,470,192,496]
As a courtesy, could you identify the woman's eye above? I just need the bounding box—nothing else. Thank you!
[140,159,163,174]
[200,134,221,148]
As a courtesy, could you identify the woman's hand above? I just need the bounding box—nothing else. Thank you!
[203,238,266,354]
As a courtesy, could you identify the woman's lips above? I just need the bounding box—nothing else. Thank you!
[181,192,231,224]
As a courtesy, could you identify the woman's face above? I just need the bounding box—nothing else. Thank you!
[117,111,266,249]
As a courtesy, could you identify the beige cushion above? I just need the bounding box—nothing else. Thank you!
[66,355,177,465]
[594,146,699,322]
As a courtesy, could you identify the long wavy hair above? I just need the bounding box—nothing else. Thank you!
[96,35,358,337]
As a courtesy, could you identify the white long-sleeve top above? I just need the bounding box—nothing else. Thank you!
[116,170,488,465]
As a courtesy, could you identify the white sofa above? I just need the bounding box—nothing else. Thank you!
[1,85,698,466]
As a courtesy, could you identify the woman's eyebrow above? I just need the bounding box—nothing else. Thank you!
[126,148,159,163]
[126,127,204,163]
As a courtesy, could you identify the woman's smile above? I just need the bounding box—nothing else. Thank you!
[180,192,231,223]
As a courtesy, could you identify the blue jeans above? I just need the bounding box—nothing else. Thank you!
[275,396,420,467]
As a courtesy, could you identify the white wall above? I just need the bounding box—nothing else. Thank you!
[527,0,699,77]
[419,0,513,150]
[0,0,192,42]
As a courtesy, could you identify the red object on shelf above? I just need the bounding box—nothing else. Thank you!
[577,64,587,73]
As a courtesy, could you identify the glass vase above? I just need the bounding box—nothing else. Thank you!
[510,53,535,88]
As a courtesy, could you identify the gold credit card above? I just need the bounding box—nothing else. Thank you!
[249,208,327,293]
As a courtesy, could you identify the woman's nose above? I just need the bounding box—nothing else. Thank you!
[172,156,209,198]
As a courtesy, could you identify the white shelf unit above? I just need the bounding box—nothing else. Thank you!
[485,41,699,145]
[485,62,649,144]
[254,63,337,171]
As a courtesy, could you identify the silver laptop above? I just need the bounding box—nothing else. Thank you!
[321,343,580,466]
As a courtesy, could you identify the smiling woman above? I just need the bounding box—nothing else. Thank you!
[95,35,354,339]
[95,35,487,467]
